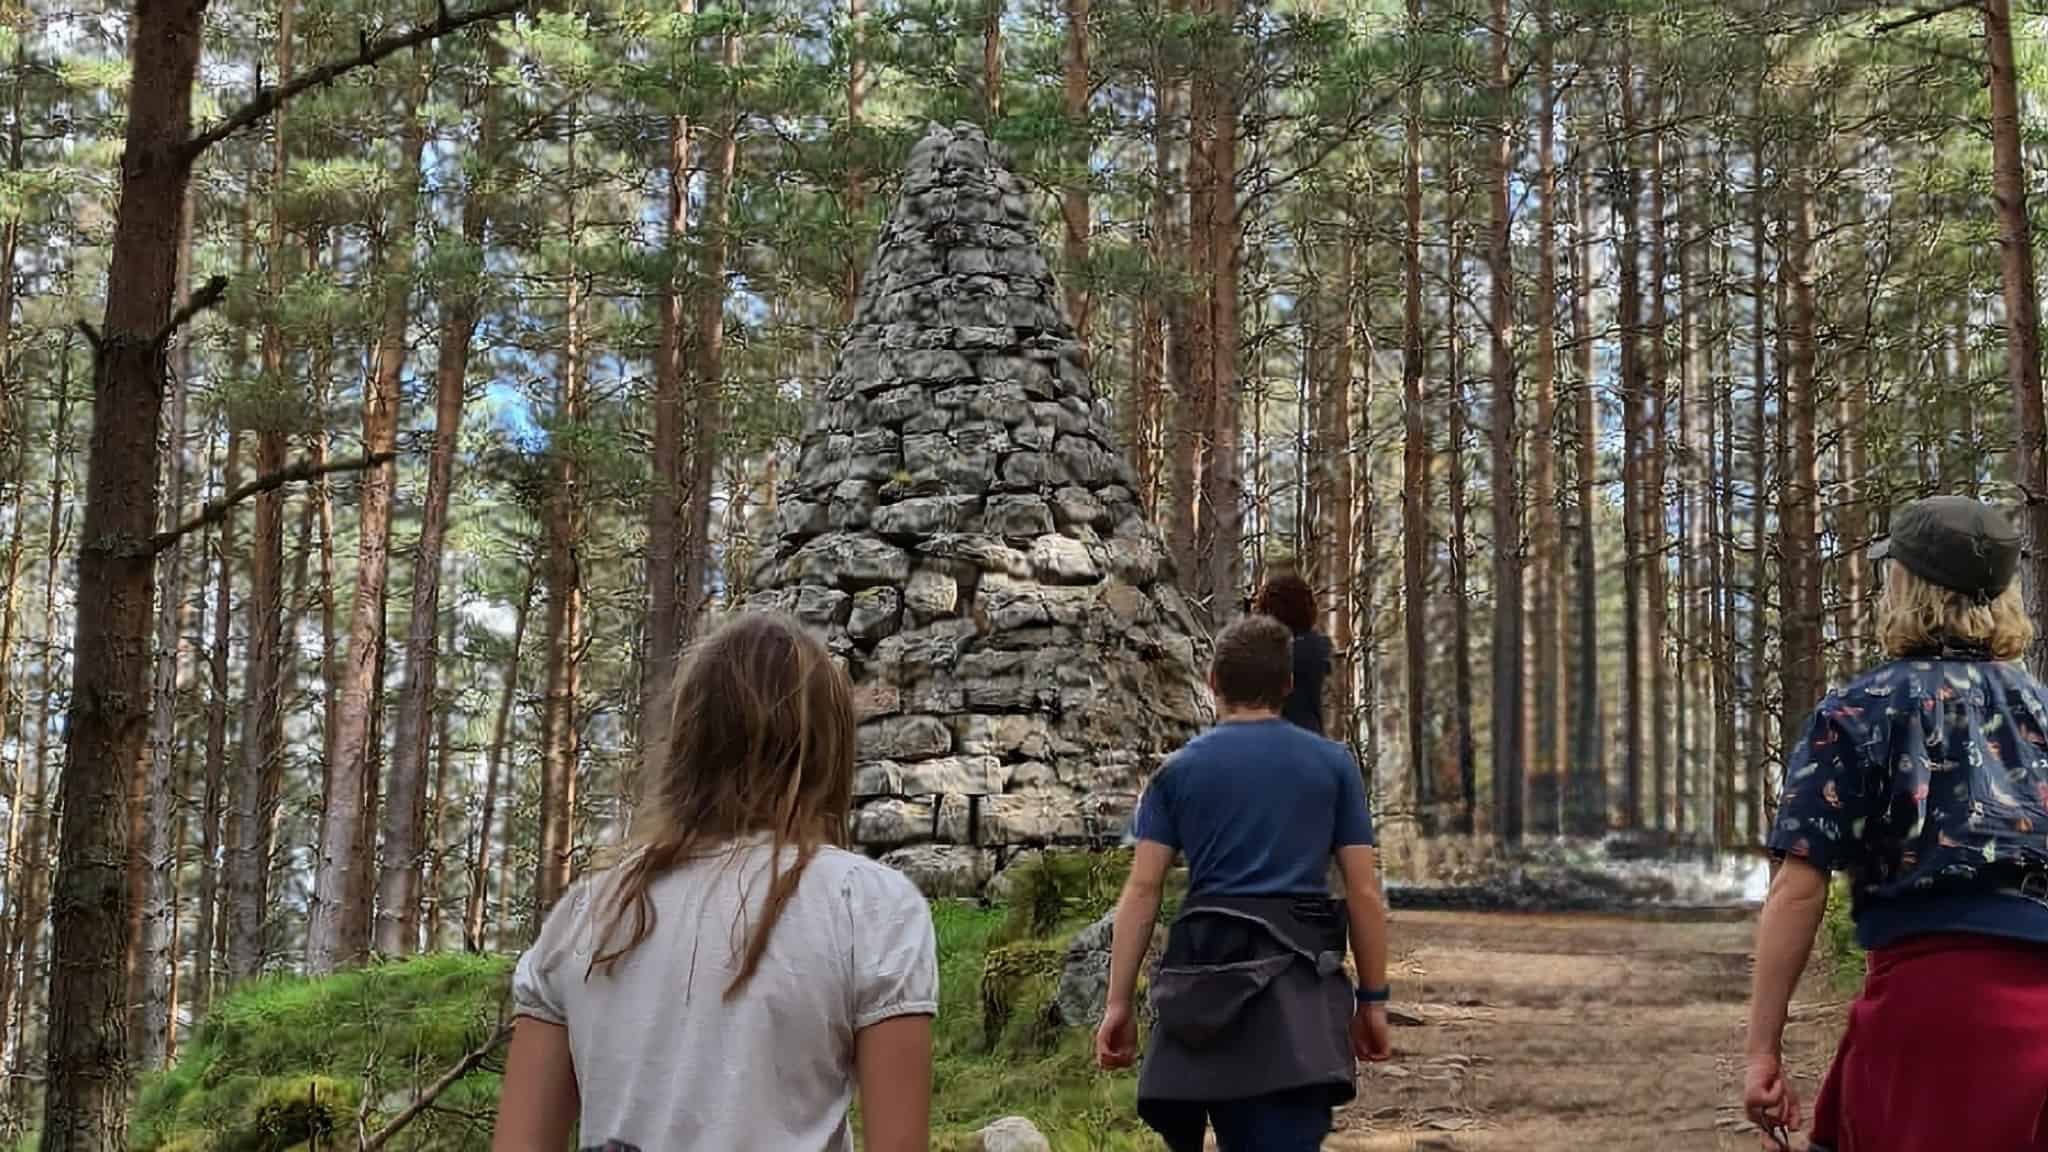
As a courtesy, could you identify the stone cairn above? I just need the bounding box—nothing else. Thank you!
[751,123,1212,895]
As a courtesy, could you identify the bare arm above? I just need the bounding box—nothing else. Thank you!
[856,1014,933,1152]
[492,1018,578,1152]
[1336,844,1388,991]
[1107,840,1175,1012]
[1746,857,1831,1059]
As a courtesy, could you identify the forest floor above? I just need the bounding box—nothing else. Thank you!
[1327,908,1845,1151]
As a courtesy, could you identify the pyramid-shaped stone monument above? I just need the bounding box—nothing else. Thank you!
[751,123,1212,894]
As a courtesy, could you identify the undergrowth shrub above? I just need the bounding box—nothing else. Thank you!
[1820,874,1865,994]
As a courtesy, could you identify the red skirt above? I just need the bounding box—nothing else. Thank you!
[1810,933,2048,1152]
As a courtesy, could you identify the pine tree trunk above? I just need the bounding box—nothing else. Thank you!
[308,65,428,974]
[1747,129,1770,846]
[1447,183,1477,835]
[1330,224,1357,735]
[137,196,197,1071]
[377,62,496,959]
[679,30,739,645]
[1984,0,2048,669]
[1779,171,1823,744]
[42,0,207,1126]
[1645,109,1671,835]
[1569,156,1602,836]
[1162,0,1200,596]
[1486,0,1522,845]
[194,412,238,1017]
[537,117,588,925]
[1130,59,1169,512]
[1061,0,1090,345]
[1529,0,1562,836]
[422,619,453,954]
[1200,0,1242,615]
[466,570,532,953]
[0,367,69,1110]
[228,0,296,986]
[1401,0,1433,811]
[982,0,1002,122]
[643,10,691,764]
[843,0,866,321]
[1615,48,1646,830]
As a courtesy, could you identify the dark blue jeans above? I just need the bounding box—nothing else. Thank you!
[1138,1090,1335,1152]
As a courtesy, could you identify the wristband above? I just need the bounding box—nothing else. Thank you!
[1356,984,1391,1004]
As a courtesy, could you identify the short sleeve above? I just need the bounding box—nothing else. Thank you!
[846,865,939,1031]
[1132,764,1179,849]
[1768,705,1866,872]
[511,882,590,1026]
[1332,748,1375,848]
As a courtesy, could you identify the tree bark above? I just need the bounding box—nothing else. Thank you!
[843,0,866,322]
[1569,155,1602,836]
[422,614,454,953]
[536,115,588,925]
[1199,0,1242,615]
[1644,102,1671,834]
[1486,0,1522,845]
[1985,0,2048,670]
[1447,179,1477,835]
[1528,0,1562,837]
[679,28,739,645]
[1615,45,1646,830]
[1747,127,1770,847]
[228,0,296,986]
[136,193,197,1071]
[1,361,69,1114]
[308,61,428,974]
[40,3,207,1141]
[1779,170,1823,747]
[466,569,532,953]
[1401,0,1433,813]
[1061,0,1091,345]
[643,5,690,770]
[982,0,1002,123]
[377,58,496,959]
[1162,0,1200,596]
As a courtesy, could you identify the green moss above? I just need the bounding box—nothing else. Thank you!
[132,953,513,1152]
[997,849,1133,943]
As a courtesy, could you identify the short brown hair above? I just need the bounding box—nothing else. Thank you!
[1211,615,1293,710]
[1253,572,1317,634]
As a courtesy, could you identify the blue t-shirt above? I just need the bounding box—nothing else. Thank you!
[1771,655,2048,950]
[1133,718,1375,899]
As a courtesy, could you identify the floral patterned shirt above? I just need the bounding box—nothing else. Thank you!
[1771,656,2048,949]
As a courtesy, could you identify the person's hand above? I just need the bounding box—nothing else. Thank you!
[1744,1050,1800,1148]
[1095,1000,1138,1070]
[1351,1002,1392,1062]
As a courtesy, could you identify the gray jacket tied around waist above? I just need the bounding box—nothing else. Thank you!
[1137,894,1358,1105]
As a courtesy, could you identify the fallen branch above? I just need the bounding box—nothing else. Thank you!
[186,0,529,158]
[359,1024,514,1152]
[153,451,395,554]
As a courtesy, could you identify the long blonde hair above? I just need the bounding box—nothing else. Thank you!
[590,612,856,996]
[1878,564,2035,662]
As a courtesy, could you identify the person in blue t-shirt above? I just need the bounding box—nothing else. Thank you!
[1252,571,1333,736]
[1095,614,1392,1152]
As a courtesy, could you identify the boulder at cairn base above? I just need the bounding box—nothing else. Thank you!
[751,123,1212,887]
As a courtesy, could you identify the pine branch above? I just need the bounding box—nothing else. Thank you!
[1872,0,1978,34]
[154,274,231,349]
[185,0,529,158]
[152,452,396,555]
[358,1024,513,1152]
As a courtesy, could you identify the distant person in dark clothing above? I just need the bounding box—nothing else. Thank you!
[1254,572,1331,736]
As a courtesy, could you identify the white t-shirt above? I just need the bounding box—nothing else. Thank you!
[511,840,939,1151]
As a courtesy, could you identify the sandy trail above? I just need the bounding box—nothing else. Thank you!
[1323,908,1844,1151]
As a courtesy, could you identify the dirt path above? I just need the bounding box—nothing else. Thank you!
[1327,909,1845,1151]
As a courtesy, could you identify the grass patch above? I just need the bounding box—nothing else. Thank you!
[1819,875,1865,995]
[131,952,513,1152]
[132,855,1159,1150]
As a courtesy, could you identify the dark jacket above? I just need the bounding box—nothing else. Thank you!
[1285,630,1332,736]
[1138,894,1356,1105]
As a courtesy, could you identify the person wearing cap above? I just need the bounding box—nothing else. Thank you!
[1743,495,2048,1152]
